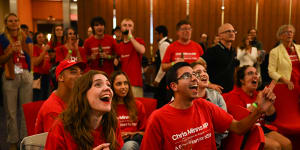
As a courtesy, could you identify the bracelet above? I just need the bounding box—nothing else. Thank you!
[108,55,112,59]
[128,34,133,40]
[252,102,258,108]
[68,49,72,54]
[171,62,175,66]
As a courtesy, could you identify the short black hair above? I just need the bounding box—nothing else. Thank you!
[176,20,191,31]
[166,62,190,95]
[235,65,251,87]
[155,25,168,37]
[112,26,121,35]
[90,16,106,34]
[20,24,29,30]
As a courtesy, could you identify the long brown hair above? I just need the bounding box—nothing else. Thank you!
[110,71,138,122]
[60,70,119,150]
[50,24,64,48]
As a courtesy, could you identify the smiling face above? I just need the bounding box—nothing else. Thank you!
[93,22,105,37]
[192,64,209,89]
[171,66,199,100]
[66,28,77,43]
[36,33,45,45]
[113,74,129,98]
[241,66,259,93]
[87,74,113,113]
[6,15,19,31]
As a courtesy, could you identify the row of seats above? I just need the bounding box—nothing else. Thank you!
[21,85,300,149]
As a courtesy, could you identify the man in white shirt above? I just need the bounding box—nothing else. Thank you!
[153,25,172,108]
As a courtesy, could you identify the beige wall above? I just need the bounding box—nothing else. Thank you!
[0,0,10,32]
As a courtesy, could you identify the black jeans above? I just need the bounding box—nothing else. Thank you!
[33,73,50,101]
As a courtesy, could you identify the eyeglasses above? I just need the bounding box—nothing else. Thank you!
[179,28,192,31]
[246,71,259,77]
[176,72,200,81]
[282,31,294,35]
[220,30,237,34]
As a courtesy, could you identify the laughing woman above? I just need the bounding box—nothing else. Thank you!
[191,61,228,149]
[110,71,146,150]
[45,70,124,150]
[226,66,292,150]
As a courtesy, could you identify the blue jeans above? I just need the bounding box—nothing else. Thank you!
[121,140,140,150]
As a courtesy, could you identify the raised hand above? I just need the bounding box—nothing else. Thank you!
[93,143,110,150]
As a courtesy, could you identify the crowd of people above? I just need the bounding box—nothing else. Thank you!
[0,12,299,150]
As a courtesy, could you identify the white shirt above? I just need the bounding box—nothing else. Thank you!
[237,47,258,67]
[154,37,170,83]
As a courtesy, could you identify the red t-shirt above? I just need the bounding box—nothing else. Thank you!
[35,92,67,134]
[162,40,204,64]
[48,41,62,50]
[116,100,146,132]
[286,47,300,88]
[225,87,258,108]
[116,38,145,87]
[84,35,118,75]
[140,98,233,150]
[33,45,51,74]
[55,45,86,63]
[45,119,124,150]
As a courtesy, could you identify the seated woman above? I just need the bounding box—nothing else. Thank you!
[191,61,228,149]
[110,71,146,150]
[45,70,124,150]
[237,35,258,67]
[226,65,292,150]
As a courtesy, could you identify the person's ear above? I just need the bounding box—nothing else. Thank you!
[58,73,64,82]
[170,82,178,92]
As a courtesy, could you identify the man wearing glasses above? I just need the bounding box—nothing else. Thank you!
[202,23,239,93]
[140,62,276,150]
[161,20,204,72]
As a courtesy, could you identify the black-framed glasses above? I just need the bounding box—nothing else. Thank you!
[220,30,237,34]
[179,28,192,31]
[176,72,200,81]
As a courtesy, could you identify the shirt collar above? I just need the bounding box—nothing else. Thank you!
[158,37,168,45]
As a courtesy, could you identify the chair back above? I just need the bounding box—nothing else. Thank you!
[20,132,48,150]
[22,101,45,136]
[272,84,300,134]
[135,97,157,119]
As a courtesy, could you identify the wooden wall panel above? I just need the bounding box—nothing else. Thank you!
[292,0,300,44]
[153,0,186,42]
[224,0,256,47]
[152,0,186,59]
[257,0,290,51]
[116,0,150,57]
[189,0,221,46]
[78,0,113,40]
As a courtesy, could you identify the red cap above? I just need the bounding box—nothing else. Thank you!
[55,60,86,80]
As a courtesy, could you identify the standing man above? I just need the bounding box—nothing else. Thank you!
[84,16,118,75]
[199,33,208,52]
[161,20,204,72]
[140,62,276,150]
[153,25,172,108]
[202,23,239,93]
[35,60,85,134]
[116,18,145,97]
